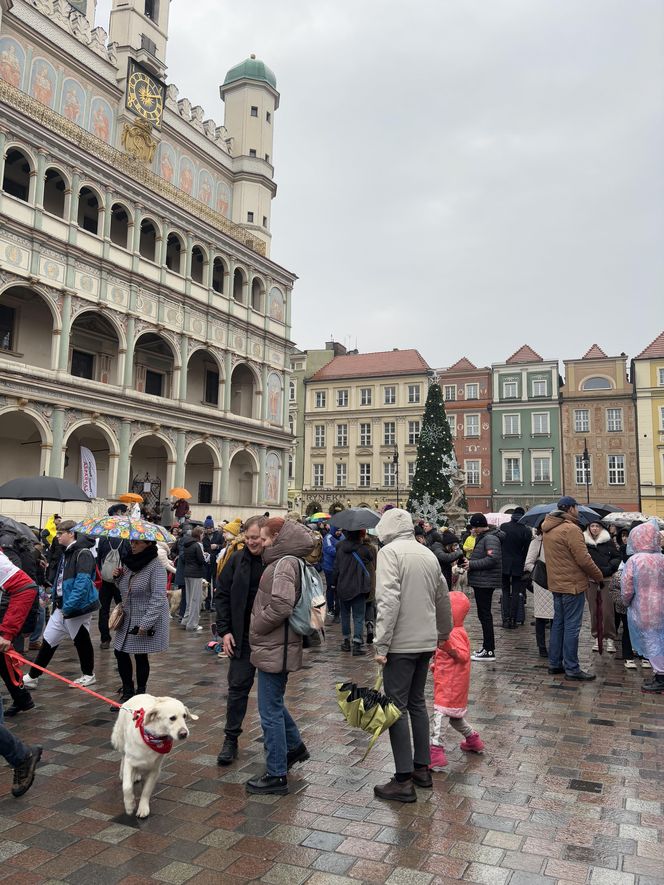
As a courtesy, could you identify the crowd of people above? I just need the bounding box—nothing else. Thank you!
[0,495,663,804]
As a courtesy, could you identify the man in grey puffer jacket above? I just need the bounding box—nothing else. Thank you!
[373,509,452,804]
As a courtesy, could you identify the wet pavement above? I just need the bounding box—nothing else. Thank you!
[0,603,663,885]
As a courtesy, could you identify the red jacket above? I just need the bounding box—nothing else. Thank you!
[0,549,37,641]
[432,591,471,716]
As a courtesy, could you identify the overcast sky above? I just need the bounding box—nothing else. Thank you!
[97,0,663,369]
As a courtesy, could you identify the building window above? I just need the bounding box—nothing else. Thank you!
[289,380,296,401]
[384,386,396,405]
[582,376,612,390]
[288,454,293,480]
[289,415,295,435]
[532,455,551,483]
[503,381,518,399]
[145,369,163,397]
[314,425,326,447]
[606,408,623,432]
[198,481,212,504]
[263,214,268,226]
[660,406,664,431]
[574,409,589,433]
[532,412,550,435]
[336,389,348,407]
[447,415,456,438]
[532,379,548,397]
[313,464,324,487]
[383,422,396,446]
[464,383,478,400]
[659,367,664,386]
[360,387,372,406]
[443,385,456,402]
[408,420,420,445]
[502,414,520,436]
[359,423,372,446]
[336,462,347,487]
[266,110,271,123]
[336,424,348,447]
[145,0,157,21]
[503,456,521,483]
[465,460,480,485]
[2,149,31,201]
[249,149,257,158]
[205,369,219,406]
[464,414,480,438]
[247,211,254,223]
[608,455,625,485]
[384,462,397,487]
[407,461,416,483]
[315,391,326,408]
[408,384,421,404]
[71,349,94,380]
[250,106,258,117]
[359,463,371,487]
[575,454,592,485]
[0,305,16,351]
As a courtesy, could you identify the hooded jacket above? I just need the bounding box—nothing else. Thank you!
[432,591,471,716]
[182,534,207,578]
[0,549,37,640]
[250,520,315,673]
[621,521,664,662]
[467,528,504,588]
[50,537,98,617]
[331,537,375,602]
[215,546,265,657]
[500,515,533,576]
[322,530,341,573]
[583,527,621,578]
[374,509,452,657]
[541,510,603,594]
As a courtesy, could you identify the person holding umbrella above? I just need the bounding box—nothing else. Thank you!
[332,530,376,656]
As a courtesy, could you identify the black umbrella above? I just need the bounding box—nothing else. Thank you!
[0,515,38,542]
[519,503,600,529]
[0,475,90,532]
[587,504,622,520]
[330,507,381,532]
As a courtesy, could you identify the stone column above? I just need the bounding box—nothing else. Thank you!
[68,170,81,225]
[260,364,269,421]
[179,334,188,401]
[220,439,230,504]
[224,351,233,412]
[34,149,47,208]
[175,430,186,487]
[280,449,289,509]
[212,465,222,503]
[282,371,290,430]
[116,419,131,493]
[58,292,72,371]
[257,446,267,505]
[123,315,135,388]
[49,407,65,476]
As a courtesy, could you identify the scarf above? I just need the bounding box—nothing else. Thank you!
[132,708,173,755]
[122,543,158,573]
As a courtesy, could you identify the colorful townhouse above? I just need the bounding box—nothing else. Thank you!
[633,331,664,518]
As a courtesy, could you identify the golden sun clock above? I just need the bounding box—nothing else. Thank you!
[126,61,165,129]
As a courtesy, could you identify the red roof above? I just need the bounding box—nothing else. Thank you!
[582,344,608,359]
[445,357,478,372]
[636,331,664,359]
[505,344,543,364]
[309,349,430,381]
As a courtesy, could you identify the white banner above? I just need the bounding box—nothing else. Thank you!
[80,446,97,498]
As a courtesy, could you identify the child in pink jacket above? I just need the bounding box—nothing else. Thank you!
[430,591,484,768]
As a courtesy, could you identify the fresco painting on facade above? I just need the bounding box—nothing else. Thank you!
[268,286,284,322]
[90,97,113,143]
[265,451,280,504]
[197,169,213,206]
[267,372,282,424]
[216,180,231,217]
[157,140,176,182]
[61,77,85,123]
[29,57,56,107]
[178,155,194,195]
[0,36,24,88]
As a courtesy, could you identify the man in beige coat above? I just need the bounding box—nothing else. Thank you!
[373,509,452,803]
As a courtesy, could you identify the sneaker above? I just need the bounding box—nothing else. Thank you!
[591,639,599,652]
[71,674,96,687]
[186,626,204,632]
[641,659,652,669]
[624,659,637,669]
[429,745,447,770]
[11,746,42,797]
[22,674,39,689]
[641,675,664,694]
[605,639,616,653]
[245,773,289,795]
[460,732,485,753]
[471,649,495,661]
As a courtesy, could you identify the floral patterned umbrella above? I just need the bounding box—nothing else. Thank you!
[72,515,175,543]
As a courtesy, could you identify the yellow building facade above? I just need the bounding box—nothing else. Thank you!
[633,331,664,517]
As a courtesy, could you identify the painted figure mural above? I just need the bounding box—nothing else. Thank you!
[158,142,176,183]
[178,157,194,195]
[267,373,282,424]
[265,452,280,504]
[268,287,285,322]
[61,78,85,123]
[216,181,231,217]
[91,98,112,143]
[0,38,23,88]
[30,59,55,106]
[198,170,213,205]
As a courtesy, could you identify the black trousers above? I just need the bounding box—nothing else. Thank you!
[0,653,32,706]
[224,644,256,740]
[615,612,634,659]
[501,575,524,623]
[382,651,433,774]
[29,625,95,678]
[535,618,551,651]
[98,580,121,643]
[472,587,496,652]
[115,650,150,692]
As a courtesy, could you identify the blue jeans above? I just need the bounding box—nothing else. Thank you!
[549,592,586,674]
[257,669,303,777]
[340,595,365,645]
[0,697,30,767]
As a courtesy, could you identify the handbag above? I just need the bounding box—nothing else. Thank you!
[531,559,548,589]
[109,575,133,632]
[610,569,626,614]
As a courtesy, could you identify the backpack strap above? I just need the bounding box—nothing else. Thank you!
[351,551,370,578]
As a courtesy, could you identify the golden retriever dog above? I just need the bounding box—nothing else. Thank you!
[167,587,181,616]
[111,694,198,818]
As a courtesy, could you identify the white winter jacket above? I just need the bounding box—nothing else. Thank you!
[374,509,453,657]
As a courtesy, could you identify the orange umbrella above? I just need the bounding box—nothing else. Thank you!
[169,487,192,499]
[118,493,144,504]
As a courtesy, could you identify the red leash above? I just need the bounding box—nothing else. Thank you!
[5,650,121,708]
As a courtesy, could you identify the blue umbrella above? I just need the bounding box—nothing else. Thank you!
[519,503,600,529]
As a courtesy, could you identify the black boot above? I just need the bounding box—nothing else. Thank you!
[4,697,35,717]
[340,638,351,652]
[217,736,238,765]
[113,685,134,711]
[245,773,288,795]
[286,742,310,770]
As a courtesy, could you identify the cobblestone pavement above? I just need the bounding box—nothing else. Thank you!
[0,603,663,885]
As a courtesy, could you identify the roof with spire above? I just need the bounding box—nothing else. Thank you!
[636,331,664,359]
[582,344,609,359]
[309,349,430,382]
[505,344,543,364]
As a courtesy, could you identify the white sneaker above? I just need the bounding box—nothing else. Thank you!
[624,659,637,669]
[605,639,616,653]
[22,674,39,689]
[591,639,599,652]
[71,674,96,687]
[471,649,495,661]
[641,659,652,669]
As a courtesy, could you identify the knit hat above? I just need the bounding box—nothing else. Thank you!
[469,513,488,528]
[441,530,459,546]
[414,525,425,537]
[224,518,242,537]
[558,496,578,508]
[204,515,215,529]
[511,507,525,520]
[108,503,128,516]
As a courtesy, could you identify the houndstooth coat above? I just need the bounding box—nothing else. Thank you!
[113,557,170,655]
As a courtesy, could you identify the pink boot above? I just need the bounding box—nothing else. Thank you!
[459,732,484,753]
[429,744,447,770]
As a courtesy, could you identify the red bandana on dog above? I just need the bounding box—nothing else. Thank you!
[133,708,173,755]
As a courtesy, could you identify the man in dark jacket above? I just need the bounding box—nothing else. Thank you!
[214,515,266,765]
[467,513,504,661]
[428,531,464,590]
[500,507,532,629]
[331,530,375,655]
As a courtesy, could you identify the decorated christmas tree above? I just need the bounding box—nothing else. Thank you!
[407,382,458,524]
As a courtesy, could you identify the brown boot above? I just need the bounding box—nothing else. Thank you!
[373,777,417,803]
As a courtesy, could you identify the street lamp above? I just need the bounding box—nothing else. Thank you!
[393,446,400,508]
[583,438,590,505]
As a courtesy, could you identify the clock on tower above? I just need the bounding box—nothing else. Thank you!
[126,60,165,129]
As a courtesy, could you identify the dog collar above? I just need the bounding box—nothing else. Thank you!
[132,708,173,755]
